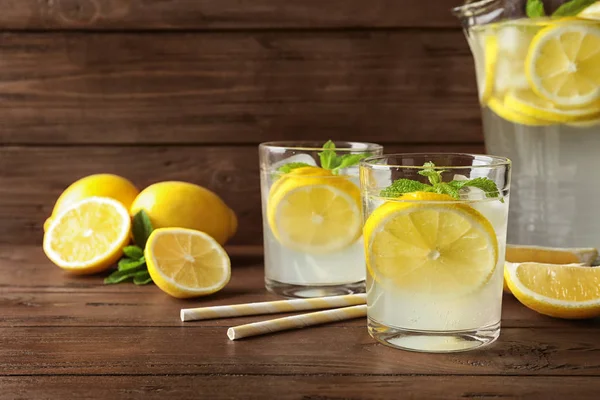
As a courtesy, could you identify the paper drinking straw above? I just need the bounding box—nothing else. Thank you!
[180,293,366,322]
[227,304,367,340]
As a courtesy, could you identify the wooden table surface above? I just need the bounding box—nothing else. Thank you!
[2,245,600,399]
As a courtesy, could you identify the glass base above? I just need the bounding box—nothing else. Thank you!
[368,318,500,353]
[265,278,365,298]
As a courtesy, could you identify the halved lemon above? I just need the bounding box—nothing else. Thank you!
[505,262,600,319]
[526,21,600,108]
[364,192,498,296]
[267,169,362,254]
[145,228,231,298]
[487,96,551,126]
[43,197,131,274]
[579,2,600,21]
[503,245,597,293]
[505,90,600,123]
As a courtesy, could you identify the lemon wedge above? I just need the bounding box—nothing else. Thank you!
[505,90,600,123]
[526,21,600,108]
[364,192,498,296]
[145,228,231,298]
[267,168,361,254]
[505,262,600,319]
[43,197,131,274]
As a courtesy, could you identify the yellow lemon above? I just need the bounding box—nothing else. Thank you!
[267,168,361,254]
[503,244,598,293]
[43,197,131,275]
[526,21,600,108]
[145,228,231,298]
[505,262,600,319]
[364,192,498,296]
[45,174,139,231]
[130,181,236,246]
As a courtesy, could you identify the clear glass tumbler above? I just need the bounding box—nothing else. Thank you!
[360,153,511,352]
[259,141,383,298]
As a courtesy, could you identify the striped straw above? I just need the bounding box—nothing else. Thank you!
[180,293,366,322]
[227,304,367,340]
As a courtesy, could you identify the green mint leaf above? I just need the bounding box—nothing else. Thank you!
[318,140,339,170]
[133,270,153,285]
[449,177,501,200]
[104,269,140,285]
[118,257,146,272]
[132,210,154,249]
[380,179,432,198]
[526,0,546,17]
[123,245,144,260]
[434,183,460,199]
[417,162,446,185]
[277,162,313,174]
[332,153,370,174]
[552,0,596,17]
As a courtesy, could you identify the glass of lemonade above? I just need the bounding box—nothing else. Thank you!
[454,1,600,248]
[360,153,511,352]
[259,141,383,298]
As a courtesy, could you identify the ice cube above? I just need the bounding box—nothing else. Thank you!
[271,154,318,170]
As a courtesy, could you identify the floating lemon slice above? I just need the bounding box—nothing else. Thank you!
[480,34,498,103]
[267,168,362,254]
[526,21,600,108]
[145,228,231,298]
[505,262,600,319]
[43,197,131,274]
[364,192,498,296]
[505,89,600,123]
[487,96,551,126]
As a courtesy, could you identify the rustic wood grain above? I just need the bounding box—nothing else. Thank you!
[1,376,600,400]
[0,0,462,30]
[2,246,598,330]
[2,324,600,376]
[0,31,480,145]
[0,144,484,245]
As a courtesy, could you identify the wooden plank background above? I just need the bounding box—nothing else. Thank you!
[0,0,483,246]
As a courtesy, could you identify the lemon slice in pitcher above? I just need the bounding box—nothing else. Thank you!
[526,21,600,108]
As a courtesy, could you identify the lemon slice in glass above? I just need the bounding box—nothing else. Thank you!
[526,21,600,108]
[267,168,361,254]
[364,192,498,296]
[487,95,551,126]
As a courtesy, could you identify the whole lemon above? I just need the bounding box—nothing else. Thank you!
[130,181,236,245]
[45,174,140,231]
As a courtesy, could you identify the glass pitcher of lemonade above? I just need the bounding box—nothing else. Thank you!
[453,0,600,248]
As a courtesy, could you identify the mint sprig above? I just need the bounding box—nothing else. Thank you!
[526,0,546,17]
[104,210,155,286]
[380,162,502,201]
[552,0,596,17]
[276,140,371,176]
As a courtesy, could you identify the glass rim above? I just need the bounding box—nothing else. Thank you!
[360,152,511,170]
[451,0,498,17]
[259,141,383,152]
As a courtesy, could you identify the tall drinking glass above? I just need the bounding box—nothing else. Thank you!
[454,1,600,248]
[259,141,383,298]
[361,153,511,352]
